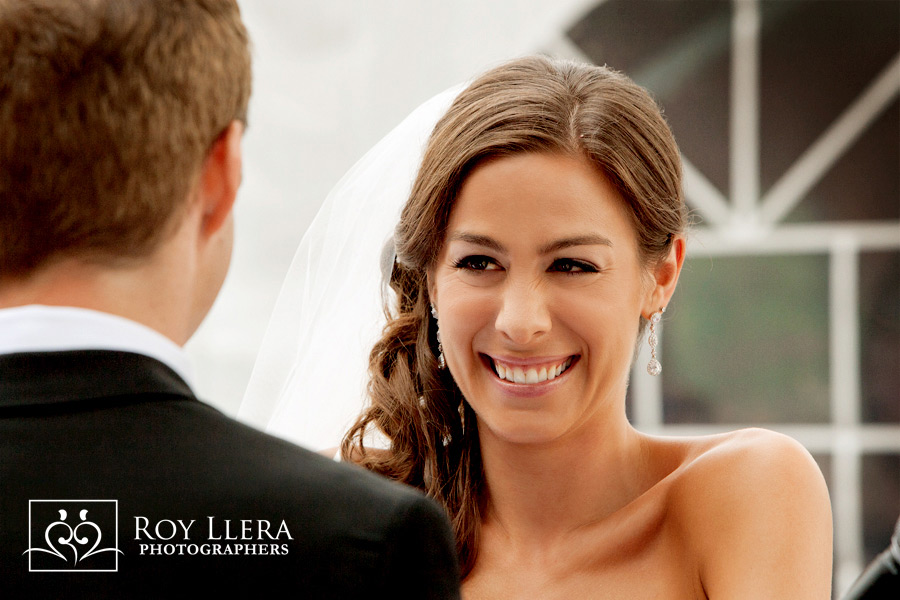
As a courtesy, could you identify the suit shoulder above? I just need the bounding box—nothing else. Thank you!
[378,484,462,598]
[170,399,429,509]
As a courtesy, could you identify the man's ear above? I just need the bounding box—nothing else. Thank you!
[196,120,244,238]
[642,235,686,317]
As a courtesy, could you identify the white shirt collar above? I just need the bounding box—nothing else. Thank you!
[0,305,195,388]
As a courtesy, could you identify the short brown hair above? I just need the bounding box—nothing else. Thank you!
[343,56,687,577]
[0,0,251,277]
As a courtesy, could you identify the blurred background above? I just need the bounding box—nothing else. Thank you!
[185,1,899,596]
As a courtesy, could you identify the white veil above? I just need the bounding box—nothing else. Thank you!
[239,85,463,451]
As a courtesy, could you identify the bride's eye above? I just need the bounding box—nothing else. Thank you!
[549,258,599,274]
[453,255,502,272]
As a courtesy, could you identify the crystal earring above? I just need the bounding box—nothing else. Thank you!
[430,304,446,370]
[647,307,665,376]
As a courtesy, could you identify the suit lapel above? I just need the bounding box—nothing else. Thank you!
[0,350,195,408]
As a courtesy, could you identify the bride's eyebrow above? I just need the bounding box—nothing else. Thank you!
[448,232,506,253]
[448,232,613,254]
[540,235,613,254]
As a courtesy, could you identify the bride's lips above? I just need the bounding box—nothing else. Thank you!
[480,353,578,393]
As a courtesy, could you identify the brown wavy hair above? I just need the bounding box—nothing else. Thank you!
[342,56,687,577]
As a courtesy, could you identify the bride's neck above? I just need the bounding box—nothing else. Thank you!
[477,414,649,546]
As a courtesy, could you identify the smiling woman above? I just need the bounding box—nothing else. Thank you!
[294,56,833,598]
[430,152,671,447]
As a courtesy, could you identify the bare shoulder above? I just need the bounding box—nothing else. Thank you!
[665,428,829,527]
[673,427,825,487]
[317,447,340,459]
[668,428,833,599]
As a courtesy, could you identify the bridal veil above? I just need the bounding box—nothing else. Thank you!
[239,85,463,450]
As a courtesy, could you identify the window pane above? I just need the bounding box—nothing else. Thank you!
[860,251,900,424]
[862,454,900,563]
[568,0,900,223]
[759,1,899,222]
[663,254,830,423]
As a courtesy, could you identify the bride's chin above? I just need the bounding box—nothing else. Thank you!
[475,412,568,447]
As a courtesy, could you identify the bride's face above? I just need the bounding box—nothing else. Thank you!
[430,152,663,446]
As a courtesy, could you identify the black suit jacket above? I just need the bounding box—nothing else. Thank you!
[842,516,900,599]
[0,350,460,599]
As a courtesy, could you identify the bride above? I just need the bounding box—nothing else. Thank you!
[242,56,832,598]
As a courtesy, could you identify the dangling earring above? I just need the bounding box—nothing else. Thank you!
[430,304,446,370]
[647,307,665,376]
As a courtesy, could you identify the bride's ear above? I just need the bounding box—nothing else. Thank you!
[642,235,685,316]
[426,269,437,310]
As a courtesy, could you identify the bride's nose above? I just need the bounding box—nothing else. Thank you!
[494,277,551,345]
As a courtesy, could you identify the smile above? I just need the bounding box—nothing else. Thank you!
[487,356,575,385]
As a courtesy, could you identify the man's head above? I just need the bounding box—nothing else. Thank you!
[0,0,251,278]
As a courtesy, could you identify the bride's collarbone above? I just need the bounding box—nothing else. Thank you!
[464,509,704,600]
[462,437,745,599]
[468,491,696,596]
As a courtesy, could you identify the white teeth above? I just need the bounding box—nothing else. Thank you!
[492,358,573,384]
